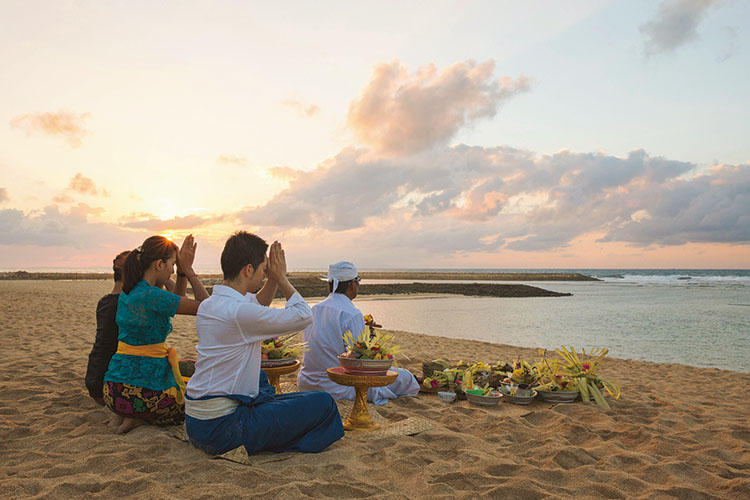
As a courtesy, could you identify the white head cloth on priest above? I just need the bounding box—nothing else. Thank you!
[321,261,358,292]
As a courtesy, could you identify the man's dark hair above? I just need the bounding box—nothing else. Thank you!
[329,280,353,294]
[112,250,130,283]
[221,231,268,280]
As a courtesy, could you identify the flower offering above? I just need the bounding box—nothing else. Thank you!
[363,313,382,336]
[342,328,401,361]
[504,359,538,386]
[261,333,308,360]
[554,346,621,408]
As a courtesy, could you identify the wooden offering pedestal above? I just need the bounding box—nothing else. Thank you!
[327,367,398,431]
[262,360,301,394]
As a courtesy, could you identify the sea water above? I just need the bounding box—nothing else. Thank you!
[354,270,750,373]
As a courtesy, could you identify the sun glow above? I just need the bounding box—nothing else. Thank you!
[149,201,184,221]
[159,231,179,243]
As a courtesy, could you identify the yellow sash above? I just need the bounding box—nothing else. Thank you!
[116,341,185,404]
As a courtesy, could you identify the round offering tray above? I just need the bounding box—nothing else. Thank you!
[537,390,579,403]
[261,360,301,394]
[327,367,398,431]
[438,391,457,403]
[500,388,537,405]
[465,391,502,407]
[261,357,297,368]
[338,355,392,376]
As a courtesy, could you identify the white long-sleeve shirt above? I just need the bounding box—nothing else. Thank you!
[187,285,312,399]
[297,293,419,405]
[298,293,366,393]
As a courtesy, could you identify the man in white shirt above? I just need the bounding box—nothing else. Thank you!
[297,261,420,405]
[185,232,344,456]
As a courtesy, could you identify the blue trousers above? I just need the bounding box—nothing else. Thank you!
[185,372,344,456]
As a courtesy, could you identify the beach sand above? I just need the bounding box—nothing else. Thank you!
[1,280,748,499]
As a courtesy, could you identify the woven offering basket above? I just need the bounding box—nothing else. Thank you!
[500,387,537,405]
[537,389,579,403]
[418,384,443,394]
[422,361,449,378]
[261,357,297,368]
[338,355,392,376]
[465,391,502,407]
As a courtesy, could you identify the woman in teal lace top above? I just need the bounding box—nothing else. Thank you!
[103,234,209,434]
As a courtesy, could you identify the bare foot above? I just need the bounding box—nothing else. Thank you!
[116,417,146,434]
[108,413,124,429]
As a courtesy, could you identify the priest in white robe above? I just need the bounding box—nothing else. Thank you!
[297,261,419,405]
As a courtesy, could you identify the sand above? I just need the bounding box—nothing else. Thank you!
[1,280,748,499]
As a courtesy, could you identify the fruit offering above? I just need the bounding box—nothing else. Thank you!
[342,328,401,360]
[261,333,308,360]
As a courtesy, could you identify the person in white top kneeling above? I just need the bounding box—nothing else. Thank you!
[185,232,344,456]
[297,261,420,405]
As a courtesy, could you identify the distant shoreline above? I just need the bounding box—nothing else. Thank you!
[0,270,598,282]
[287,278,573,298]
[0,271,581,298]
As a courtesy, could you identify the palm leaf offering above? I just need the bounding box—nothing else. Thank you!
[534,349,578,393]
[261,333,308,360]
[505,359,538,386]
[420,346,621,409]
[553,346,622,409]
[421,360,506,392]
[342,328,401,360]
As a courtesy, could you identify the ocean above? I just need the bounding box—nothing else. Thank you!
[353,269,750,373]
[4,267,748,372]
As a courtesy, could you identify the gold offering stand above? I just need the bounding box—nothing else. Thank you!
[262,360,301,394]
[327,367,398,431]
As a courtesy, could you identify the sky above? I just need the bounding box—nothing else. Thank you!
[1,0,749,271]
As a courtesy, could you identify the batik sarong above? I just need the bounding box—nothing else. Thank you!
[103,381,184,425]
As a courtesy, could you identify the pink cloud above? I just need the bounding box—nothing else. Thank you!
[347,59,530,156]
[0,205,134,247]
[120,213,219,231]
[9,111,91,147]
[283,98,320,118]
[52,194,74,203]
[217,155,248,166]
[267,166,303,181]
[239,143,750,252]
[53,173,109,201]
[69,173,99,195]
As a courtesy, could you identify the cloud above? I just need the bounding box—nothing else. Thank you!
[9,110,91,147]
[347,59,531,156]
[120,213,218,231]
[69,203,106,218]
[266,166,303,181]
[0,205,132,247]
[52,173,109,203]
[717,25,740,62]
[52,194,75,203]
[640,0,721,56]
[238,144,749,251]
[68,173,109,196]
[217,155,248,166]
[0,188,8,203]
[283,99,320,118]
[599,164,750,246]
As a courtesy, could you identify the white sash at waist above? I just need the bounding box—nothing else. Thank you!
[185,396,239,420]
